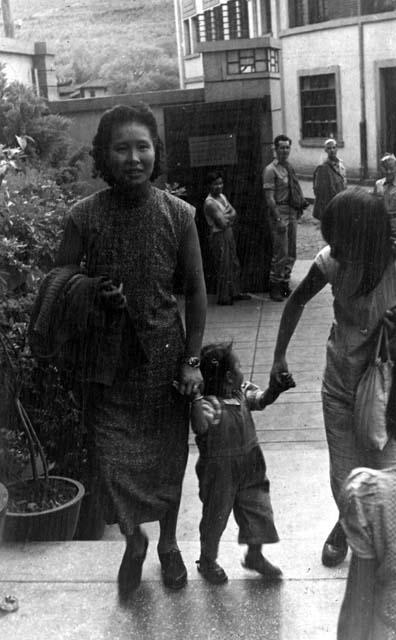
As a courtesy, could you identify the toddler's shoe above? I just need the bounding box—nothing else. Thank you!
[196,556,228,584]
[242,551,283,581]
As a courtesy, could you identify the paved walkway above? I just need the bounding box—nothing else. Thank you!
[0,261,347,640]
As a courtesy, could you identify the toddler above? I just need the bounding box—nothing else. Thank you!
[191,342,295,584]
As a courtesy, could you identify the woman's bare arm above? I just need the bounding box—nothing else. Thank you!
[204,200,229,230]
[177,219,207,395]
[271,263,328,380]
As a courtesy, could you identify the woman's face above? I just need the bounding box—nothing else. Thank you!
[108,121,156,189]
[209,177,223,196]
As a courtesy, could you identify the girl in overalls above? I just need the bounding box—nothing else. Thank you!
[191,342,295,583]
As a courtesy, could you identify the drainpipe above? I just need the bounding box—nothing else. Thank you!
[357,0,368,180]
[173,0,186,90]
[1,0,14,37]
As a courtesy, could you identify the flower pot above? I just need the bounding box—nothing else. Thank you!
[3,476,84,542]
[0,483,8,541]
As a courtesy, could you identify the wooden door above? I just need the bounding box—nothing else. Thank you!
[164,99,273,292]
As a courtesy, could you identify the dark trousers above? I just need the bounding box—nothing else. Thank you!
[269,204,297,285]
[196,446,279,561]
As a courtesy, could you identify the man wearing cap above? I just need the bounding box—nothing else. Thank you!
[374,153,396,246]
[312,139,347,221]
[263,134,306,302]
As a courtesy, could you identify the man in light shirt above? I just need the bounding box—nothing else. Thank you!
[374,153,396,246]
[263,134,306,301]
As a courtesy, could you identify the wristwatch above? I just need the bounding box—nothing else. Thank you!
[183,356,201,368]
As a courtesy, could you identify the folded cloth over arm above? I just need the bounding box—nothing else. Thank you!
[29,265,147,387]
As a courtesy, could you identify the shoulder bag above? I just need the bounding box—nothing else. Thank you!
[354,323,393,450]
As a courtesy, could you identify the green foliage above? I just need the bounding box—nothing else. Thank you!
[0,72,71,165]
[0,137,90,487]
[13,0,179,94]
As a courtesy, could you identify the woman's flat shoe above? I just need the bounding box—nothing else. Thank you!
[158,549,187,589]
[118,535,148,600]
[321,522,348,567]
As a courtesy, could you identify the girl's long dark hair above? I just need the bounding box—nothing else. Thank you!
[91,103,162,185]
[321,187,392,297]
[200,342,234,396]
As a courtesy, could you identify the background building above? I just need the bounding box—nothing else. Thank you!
[0,38,57,99]
[175,0,396,179]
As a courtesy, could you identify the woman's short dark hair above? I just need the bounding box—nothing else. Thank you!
[206,171,223,186]
[91,103,162,185]
[200,342,234,396]
[321,187,392,296]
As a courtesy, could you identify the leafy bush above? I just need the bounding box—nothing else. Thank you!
[0,137,92,487]
[0,64,71,166]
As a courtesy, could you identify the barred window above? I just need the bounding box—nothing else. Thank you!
[183,19,191,55]
[300,73,337,139]
[226,48,279,75]
[289,0,395,27]
[197,0,249,43]
[362,0,396,13]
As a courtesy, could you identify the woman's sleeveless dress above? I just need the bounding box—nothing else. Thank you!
[69,185,194,533]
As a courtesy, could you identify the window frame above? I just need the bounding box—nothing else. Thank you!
[297,66,343,147]
[225,47,280,76]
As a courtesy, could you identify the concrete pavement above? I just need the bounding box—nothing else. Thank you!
[0,261,347,640]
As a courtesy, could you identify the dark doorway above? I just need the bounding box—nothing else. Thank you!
[381,67,396,157]
[164,99,273,292]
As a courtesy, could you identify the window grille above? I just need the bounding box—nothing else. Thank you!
[183,19,192,55]
[226,48,279,74]
[300,73,337,139]
[289,0,395,27]
[308,0,328,23]
[289,0,305,26]
[361,0,396,13]
[196,0,249,42]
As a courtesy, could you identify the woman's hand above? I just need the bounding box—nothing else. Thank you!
[270,357,289,385]
[99,279,127,310]
[176,363,203,397]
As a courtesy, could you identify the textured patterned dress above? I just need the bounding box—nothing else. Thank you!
[340,467,396,639]
[65,185,194,534]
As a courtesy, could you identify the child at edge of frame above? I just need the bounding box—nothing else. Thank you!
[190,341,296,584]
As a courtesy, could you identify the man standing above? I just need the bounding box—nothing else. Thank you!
[263,134,306,302]
[312,139,347,221]
[374,153,396,246]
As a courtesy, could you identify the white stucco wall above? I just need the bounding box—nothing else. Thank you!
[184,55,204,86]
[280,16,396,178]
[364,20,396,171]
[1,52,34,88]
[280,25,361,176]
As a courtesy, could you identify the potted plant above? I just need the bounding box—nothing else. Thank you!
[0,483,8,540]
[0,328,85,542]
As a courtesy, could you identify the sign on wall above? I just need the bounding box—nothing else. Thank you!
[188,134,237,166]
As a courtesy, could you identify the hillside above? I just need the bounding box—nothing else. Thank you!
[5,0,179,93]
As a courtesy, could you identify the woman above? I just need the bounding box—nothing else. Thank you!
[204,171,250,305]
[56,104,207,600]
[270,187,396,568]
[312,138,347,221]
